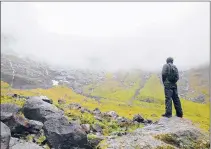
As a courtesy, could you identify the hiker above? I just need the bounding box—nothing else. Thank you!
[161,57,183,118]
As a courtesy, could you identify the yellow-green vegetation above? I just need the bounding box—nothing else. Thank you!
[87,134,98,140]
[97,140,108,149]
[155,146,175,149]
[0,74,210,132]
[1,95,25,107]
[61,107,143,136]
[36,135,46,145]
[83,72,142,102]
[136,74,164,103]
[25,134,47,145]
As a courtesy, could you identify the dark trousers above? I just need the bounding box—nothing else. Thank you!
[164,86,183,116]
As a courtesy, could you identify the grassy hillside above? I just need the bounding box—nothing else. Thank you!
[1,76,210,131]
[83,71,142,102]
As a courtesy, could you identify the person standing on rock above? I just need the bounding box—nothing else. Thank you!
[161,57,183,118]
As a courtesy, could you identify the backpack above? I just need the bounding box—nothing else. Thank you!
[167,64,179,83]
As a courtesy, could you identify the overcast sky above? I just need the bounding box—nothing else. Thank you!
[1,2,210,71]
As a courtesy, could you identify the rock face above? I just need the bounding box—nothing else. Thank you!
[99,117,210,149]
[43,117,91,149]
[23,96,64,122]
[1,122,11,149]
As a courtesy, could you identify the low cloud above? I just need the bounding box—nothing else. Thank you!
[1,2,210,71]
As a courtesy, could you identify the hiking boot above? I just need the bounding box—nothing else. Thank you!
[176,115,183,118]
[162,114,172,118]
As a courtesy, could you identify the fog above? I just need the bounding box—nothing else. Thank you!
[1,2,210,72]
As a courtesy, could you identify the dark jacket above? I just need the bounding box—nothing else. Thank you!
[162,63,179,88]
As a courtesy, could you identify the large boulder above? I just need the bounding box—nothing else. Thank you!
[3,114,43,136]
[1,122,11,149]
[23,97,64,122]
[43,117,91,149]
[1,104,21,122]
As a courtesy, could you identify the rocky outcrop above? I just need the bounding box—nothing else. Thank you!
[23,96,64,122]
[43,117,91,149]
[1,122,11,149]
[99,116,210,149]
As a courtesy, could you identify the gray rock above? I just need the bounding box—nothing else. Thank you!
[94,115,103,121]
[68,103,81,110]
[1,104,21,115]
[9,137,44,149]
[70,119,81,125]
[93,108,101,115]
[92,124,103,133]
[1,112,13,122]
[133,114,144,123]
[1,122,11,149]
[81,124,91,133]
[117,117,131,126]
[28,120,44,134]
[43,117,91,149]
[99,116,210,149]
[39,96,53,104]
[58,99,66,105]
[88,134,104,148]
[3,114,43,136]
[105,111,119,119]
[23,97,64,123]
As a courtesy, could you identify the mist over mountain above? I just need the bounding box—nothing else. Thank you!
[1,2,210,72]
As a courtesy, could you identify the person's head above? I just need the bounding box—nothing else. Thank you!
[166,57,173,64]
